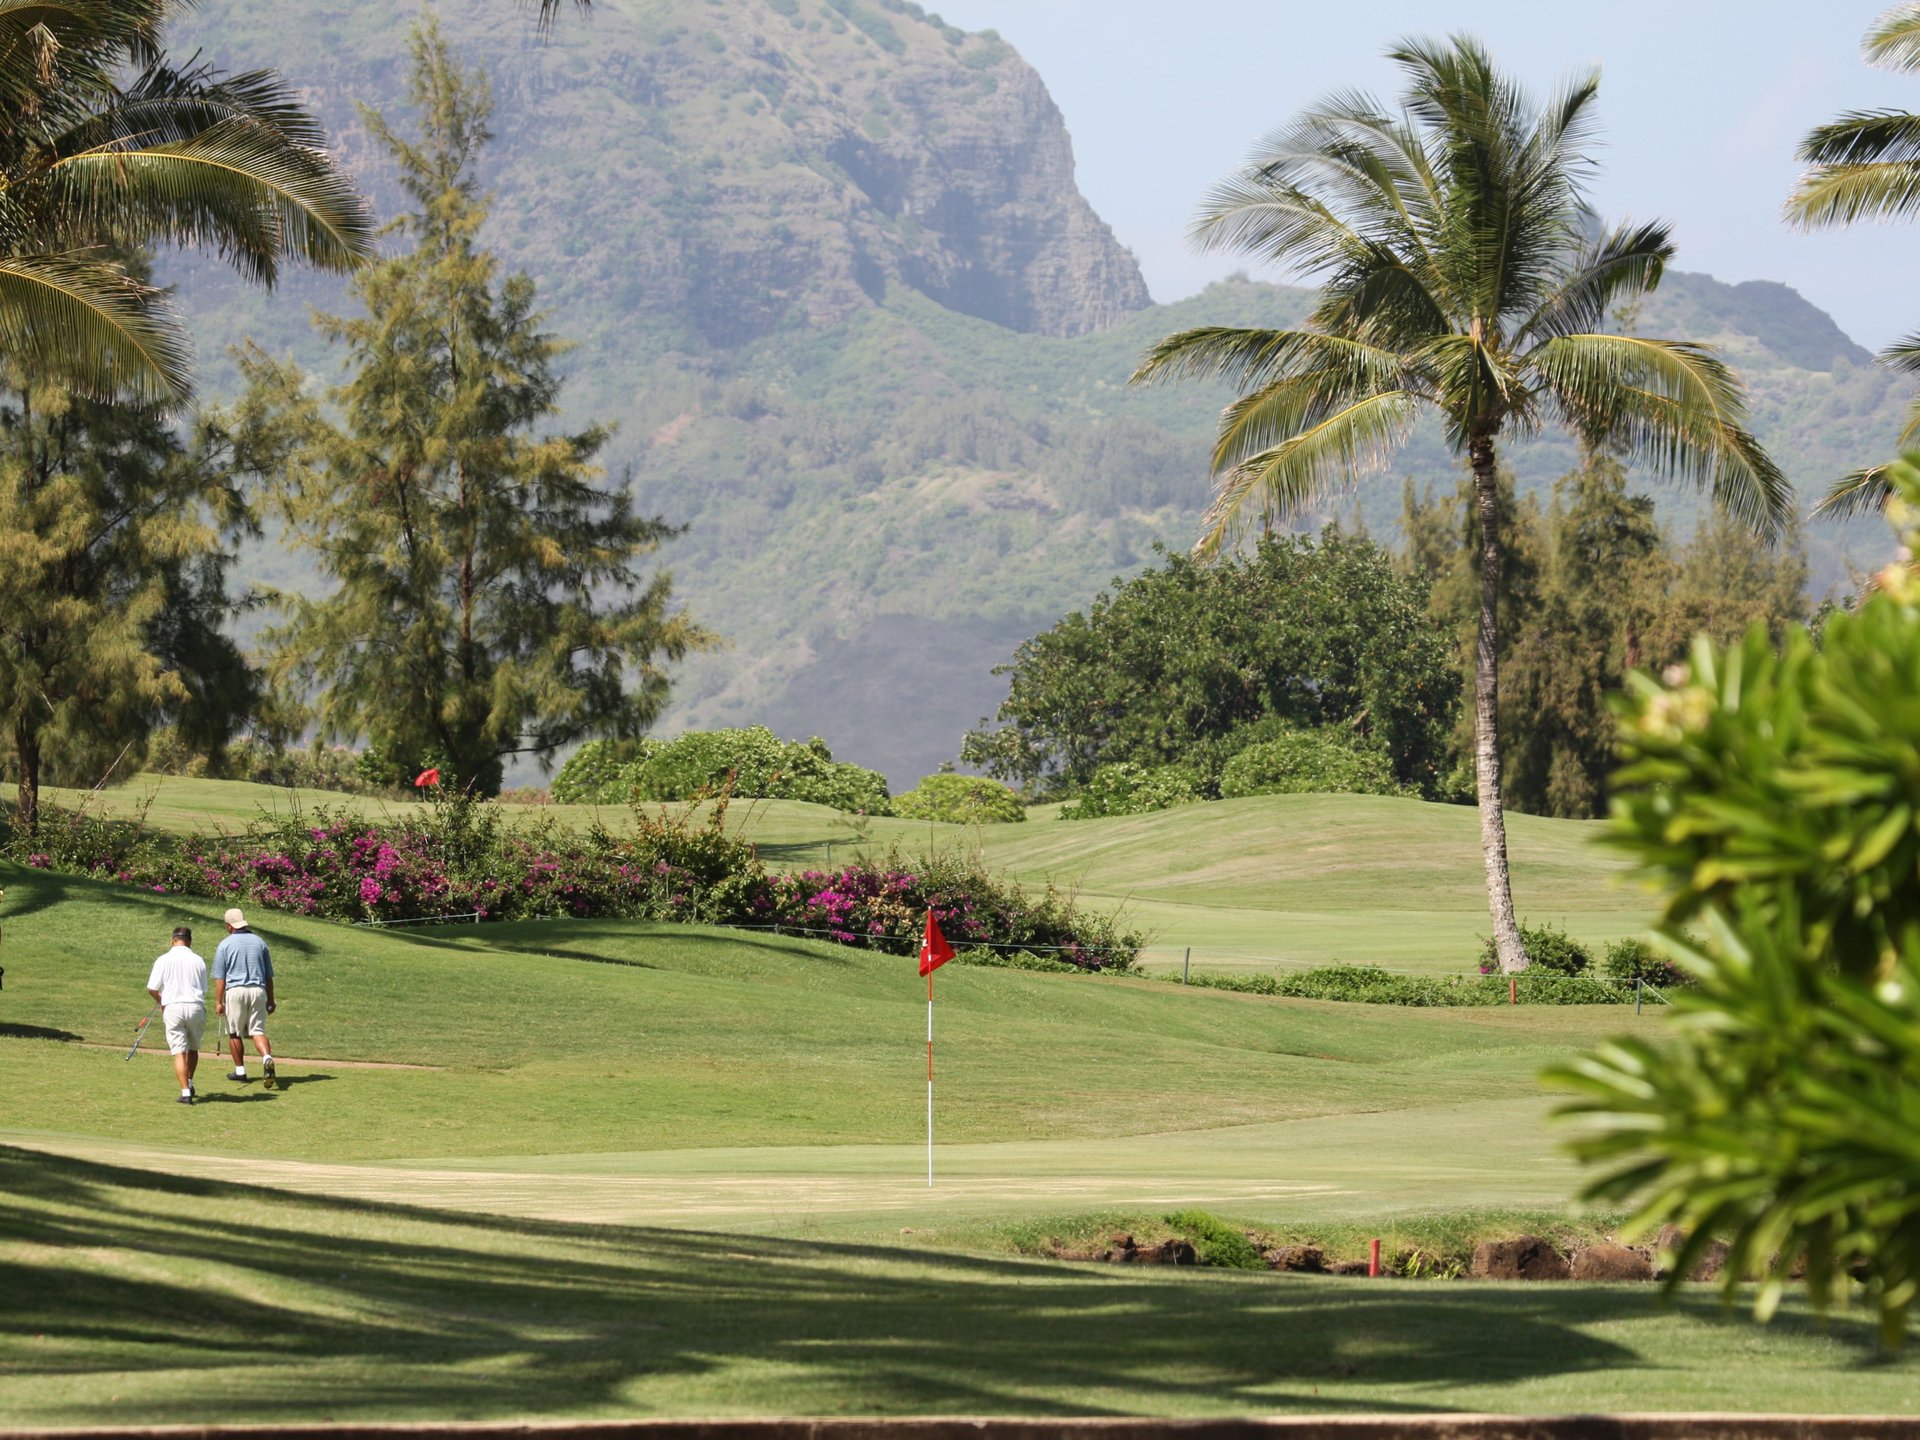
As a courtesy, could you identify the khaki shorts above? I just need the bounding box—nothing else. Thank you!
[224,986,269,1037]
[162,1004,205,1056]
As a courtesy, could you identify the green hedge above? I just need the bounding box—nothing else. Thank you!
[1185,964,1633,1007]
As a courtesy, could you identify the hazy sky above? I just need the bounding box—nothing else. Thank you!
[934,1,1915,350]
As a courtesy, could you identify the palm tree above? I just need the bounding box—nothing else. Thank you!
[1132,34,1789,972]
[0,0,373,403]
[1786,3,1920,518]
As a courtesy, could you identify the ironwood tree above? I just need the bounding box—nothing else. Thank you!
[230,21,706,796]
[0,344,257,829]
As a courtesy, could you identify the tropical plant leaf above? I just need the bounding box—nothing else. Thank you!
[1196,390,1419,556]
[0,250,188,401]
[1517,220,1674,343]
[1528,333,1791,535]
[45,116,375,282]
[1786,153,1920,227]
[1866,2,1920,71]
[1129,325,1403,393]
[1813,464,1897,519]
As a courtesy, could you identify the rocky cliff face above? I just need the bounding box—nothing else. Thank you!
[183,0,1149,348]
[164,1,1896,788]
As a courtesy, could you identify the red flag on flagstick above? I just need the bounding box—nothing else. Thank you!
[919,911,955,976]
[414,767,441,789]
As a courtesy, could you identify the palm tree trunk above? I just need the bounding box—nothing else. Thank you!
[1470,436,1527,973]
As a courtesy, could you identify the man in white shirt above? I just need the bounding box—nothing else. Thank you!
[146,925,208,1105]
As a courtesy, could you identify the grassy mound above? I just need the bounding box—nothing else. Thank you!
[0,861,1627,1165]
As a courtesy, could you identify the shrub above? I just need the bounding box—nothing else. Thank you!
[1479,920,1590,976]
[1547,458,1920,1345]
[1600,938,1690,990]
[1,794,1138,965]
[551,738,659,803]
[1186,964,1625,1007]
[759,847,1140,969]
[1218,728,1405,800]
[892,774,1025,824]
[552,728,889,813]
[1058,762,1200,820]
[1164,1209,1264,1269]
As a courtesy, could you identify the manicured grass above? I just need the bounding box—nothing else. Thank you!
[4,1146,1916,1426]
[38,776,1652,972]
[0,853,1890,1424]
[0,861,1636,1167]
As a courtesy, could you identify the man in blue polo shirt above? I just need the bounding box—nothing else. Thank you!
[212,907,279,1088]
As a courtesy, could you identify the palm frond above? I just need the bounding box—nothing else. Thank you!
[1795,109,1920,166]
[48,61,335,156]
[46,116,375,281]
[1188,174,1378,275]
[1530,333,1792,536]
[1881,329,1920,375]
[1812,463,1897,520]
[1275,94,1446,238]
[1410,331,1535,447]
[1206,360,1411,474]
[1515,219,1673,345]
[526,0,589,32]
[1784,154,1920,227]
[1386,31,1595,326]
[1865,3,1920,71]
[1195,390,1419,557]
[0,250,188,402]
[1129,325,1404,393]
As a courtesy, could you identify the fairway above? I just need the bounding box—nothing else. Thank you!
[5,1145,1918,1426]
[0,861,1629,1174]
[0,852,1902,1422]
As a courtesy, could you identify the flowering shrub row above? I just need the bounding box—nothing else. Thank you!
[2,796,1141,968]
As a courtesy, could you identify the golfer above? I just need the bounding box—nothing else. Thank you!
[213,907,277,1087]
[146,925,207,1105]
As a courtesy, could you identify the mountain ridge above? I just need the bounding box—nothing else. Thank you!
[165,0,1904,785]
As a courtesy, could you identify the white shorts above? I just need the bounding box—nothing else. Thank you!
[162,1004,205,1056]
[224,986,269,1036]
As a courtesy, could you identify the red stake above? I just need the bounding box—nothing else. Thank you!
[1509,976,1517,1006]
[1368,1238,1382,1277]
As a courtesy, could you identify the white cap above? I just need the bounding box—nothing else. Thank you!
[223,907,247,929]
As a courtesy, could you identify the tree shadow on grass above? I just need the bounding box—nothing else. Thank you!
[0,864,323,958]
[0,1023,81,1043]
[2,1144,1905,1427]
[409,921,860,970]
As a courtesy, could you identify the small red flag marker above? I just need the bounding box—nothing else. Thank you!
[414,767,441,789]
[920,912,956,1186]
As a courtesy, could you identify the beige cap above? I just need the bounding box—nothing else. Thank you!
[223,907,247,928]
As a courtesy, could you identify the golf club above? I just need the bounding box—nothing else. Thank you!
[124,1004,158,1061]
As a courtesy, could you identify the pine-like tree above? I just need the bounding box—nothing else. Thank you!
[0,345,257,828]
[231,21,706,796]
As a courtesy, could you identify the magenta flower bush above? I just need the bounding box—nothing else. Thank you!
[4,796,1140,967]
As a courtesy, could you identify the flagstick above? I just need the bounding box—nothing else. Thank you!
[926,965,935,1187]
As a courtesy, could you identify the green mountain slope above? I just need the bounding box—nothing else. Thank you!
[165,0,1906,783]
